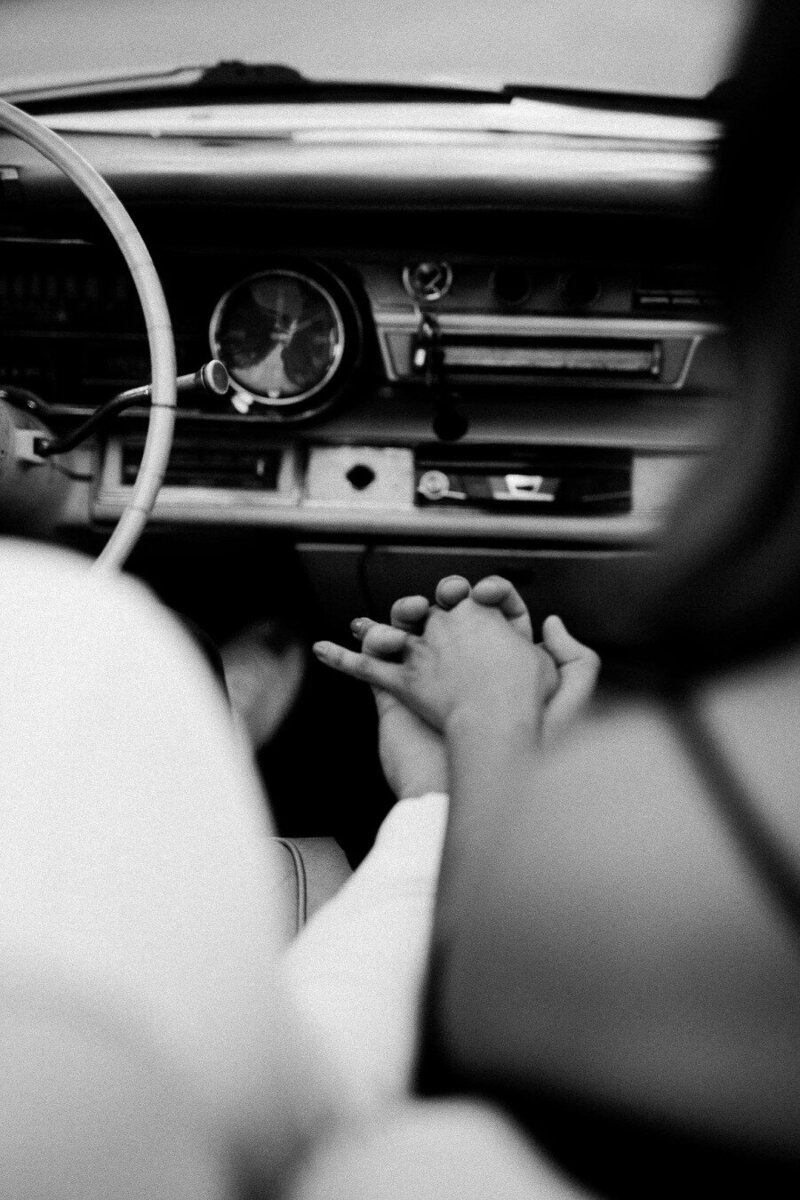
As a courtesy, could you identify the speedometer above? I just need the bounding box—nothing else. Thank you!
[210,266,359,418]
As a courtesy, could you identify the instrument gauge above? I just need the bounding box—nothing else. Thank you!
[210,266,359,418]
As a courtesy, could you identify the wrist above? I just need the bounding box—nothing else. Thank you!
[444,698,541,749]
[394,770,448,800]
[382,752,448,801]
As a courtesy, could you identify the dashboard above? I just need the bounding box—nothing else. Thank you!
[0,105,729,642]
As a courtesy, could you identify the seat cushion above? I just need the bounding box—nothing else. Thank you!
[273,837,353,938]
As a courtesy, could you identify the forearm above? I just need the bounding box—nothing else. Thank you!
[443,704,540,858]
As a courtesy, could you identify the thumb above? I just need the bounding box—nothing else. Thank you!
[541,614,593,667]
[540,616,600,741]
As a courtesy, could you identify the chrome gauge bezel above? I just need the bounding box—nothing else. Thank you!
[209,263,361,420]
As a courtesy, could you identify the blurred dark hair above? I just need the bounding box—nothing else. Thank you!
[623,1,800,678]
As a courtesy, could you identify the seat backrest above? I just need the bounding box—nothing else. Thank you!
[273,837,353,937]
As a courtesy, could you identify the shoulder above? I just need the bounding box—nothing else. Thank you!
[448,680,800,1149]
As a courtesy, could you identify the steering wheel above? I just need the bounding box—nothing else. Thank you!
[0,97,176,572]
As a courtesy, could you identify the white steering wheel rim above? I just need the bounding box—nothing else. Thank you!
[0,97,176,572]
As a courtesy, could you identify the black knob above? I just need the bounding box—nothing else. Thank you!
[433,407,469,442]
[491,266,532,308]
[558,270,602,309]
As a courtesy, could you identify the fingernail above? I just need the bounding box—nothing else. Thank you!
[312,641,329,659]
[350,617,366,637]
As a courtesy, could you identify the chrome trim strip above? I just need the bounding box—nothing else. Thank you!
[374,311,722,336]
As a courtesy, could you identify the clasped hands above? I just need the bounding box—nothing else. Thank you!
[313,575,600,800]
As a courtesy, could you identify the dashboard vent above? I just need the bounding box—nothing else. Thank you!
[0,260,137,332]
[122,439,283,491]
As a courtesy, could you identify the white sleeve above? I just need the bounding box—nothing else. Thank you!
[282,791,450,1108]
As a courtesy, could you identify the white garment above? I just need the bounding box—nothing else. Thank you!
[285,790,449,1106]
[0,539,446,1191]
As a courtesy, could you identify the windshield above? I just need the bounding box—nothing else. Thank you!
[2,0,749,99]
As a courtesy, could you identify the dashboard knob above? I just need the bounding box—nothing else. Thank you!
[491,266,532,307]
[558,269,603,309]
[175,359,230,400]
[198,359,230,395]
[418,469,452,500]
[402,261,453,304]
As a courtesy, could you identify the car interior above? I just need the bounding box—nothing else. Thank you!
[0,52,734,864]
[4,5,781,1192]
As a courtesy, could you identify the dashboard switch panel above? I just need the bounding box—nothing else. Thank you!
[415,445,631,515]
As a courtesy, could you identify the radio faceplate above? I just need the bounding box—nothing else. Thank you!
[376,312,718,392]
